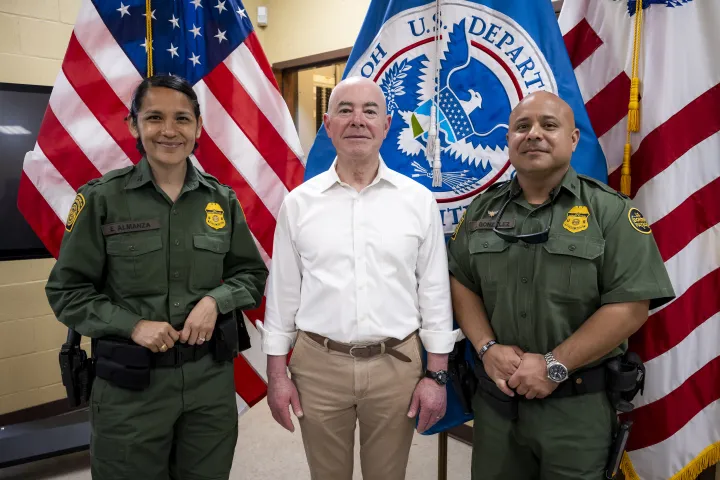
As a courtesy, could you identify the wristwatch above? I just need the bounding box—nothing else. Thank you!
[477,340,497,361]
[544,352,569,383]
[424,369,450,386]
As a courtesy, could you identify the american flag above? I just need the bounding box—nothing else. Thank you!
[17,0,304,412]
[560,1,720,478]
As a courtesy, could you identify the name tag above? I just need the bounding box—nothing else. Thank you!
[468,219,515,231]
[102,219,161,236]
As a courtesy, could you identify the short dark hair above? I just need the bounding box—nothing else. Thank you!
[128,74,201,154]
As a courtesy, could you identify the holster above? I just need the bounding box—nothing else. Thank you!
[606,352,645,413]
[212,311,240,362]
[59,329,95,406]
[448,338,477,415]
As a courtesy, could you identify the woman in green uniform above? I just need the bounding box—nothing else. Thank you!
[46,74,268,480]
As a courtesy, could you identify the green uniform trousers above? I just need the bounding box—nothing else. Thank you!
[471,390,616,480]
[89,354,237,480]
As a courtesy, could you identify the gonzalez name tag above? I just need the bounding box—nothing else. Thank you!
[468,219,515,231]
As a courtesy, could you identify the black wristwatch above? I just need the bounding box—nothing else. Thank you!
[424,369,450,386]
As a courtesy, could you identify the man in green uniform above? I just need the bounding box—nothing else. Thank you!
[447,91,675,480]
[45,75,268,479]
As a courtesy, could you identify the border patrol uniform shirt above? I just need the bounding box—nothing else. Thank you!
[46,157,268,338]
[260,157,458,355]
[447,167,675,360]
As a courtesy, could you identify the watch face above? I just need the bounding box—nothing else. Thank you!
[436,371,449,385]
[548,363,568,382]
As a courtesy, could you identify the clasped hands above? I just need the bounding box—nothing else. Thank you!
[130,296,218,352]
[481,344,559,400]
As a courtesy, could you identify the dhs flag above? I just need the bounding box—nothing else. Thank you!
[305,0,608,434]
[305,0,607,237]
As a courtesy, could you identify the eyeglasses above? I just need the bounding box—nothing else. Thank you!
[492,190,554,244]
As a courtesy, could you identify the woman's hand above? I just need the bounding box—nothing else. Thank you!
[131,320,180,353]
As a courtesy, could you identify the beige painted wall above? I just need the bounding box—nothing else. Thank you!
[0,0,84,416]
[246,0,371,65]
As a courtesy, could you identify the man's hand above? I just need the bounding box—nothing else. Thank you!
[507,353,559,399]
[267,373,304,432]
[481,344,524,396]
[180,296,218,346]
[407,378,446,433]
[131,320,180,353]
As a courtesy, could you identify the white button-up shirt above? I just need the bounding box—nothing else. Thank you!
[260,158,457,355]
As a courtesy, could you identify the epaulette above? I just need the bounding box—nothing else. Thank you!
[91,165,135,186]
[487,180,510,192]
[198,169,230,188]
[577,174,629,200]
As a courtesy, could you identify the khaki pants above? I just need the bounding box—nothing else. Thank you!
[288,331,424,480]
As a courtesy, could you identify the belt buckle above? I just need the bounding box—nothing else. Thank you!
[348,345,369,358]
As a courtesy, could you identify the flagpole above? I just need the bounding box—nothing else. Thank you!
[145,0,153,76]
[438,431,448,480]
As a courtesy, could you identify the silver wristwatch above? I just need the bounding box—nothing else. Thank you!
[544,352,569,383]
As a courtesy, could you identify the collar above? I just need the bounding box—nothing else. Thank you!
[497,166,582,202]
[124,157,214,191]
[317,155,400,193]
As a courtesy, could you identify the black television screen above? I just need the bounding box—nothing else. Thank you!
[0,83,53,261]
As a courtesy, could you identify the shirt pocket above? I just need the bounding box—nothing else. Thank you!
[541,234,604,302]
[191,233,231,290]
[469,233,510,313]
[105,233,166,296]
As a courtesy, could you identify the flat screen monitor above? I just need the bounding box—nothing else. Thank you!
[0,82,53,261]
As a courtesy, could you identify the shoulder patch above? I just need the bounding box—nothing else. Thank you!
[451,210,466,241]
[65,193,86,232]
[628,207,652,234]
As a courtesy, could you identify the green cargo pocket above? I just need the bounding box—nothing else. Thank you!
[541,233,604,301]
[105,233,166,296]
[469,233,510,311]
[191,233,230,290]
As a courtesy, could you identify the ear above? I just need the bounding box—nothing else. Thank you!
[322,112,331,135]
[382,113,391,139]
[196,115,203,140]
[127,116,140,139]
[571,127,580,152]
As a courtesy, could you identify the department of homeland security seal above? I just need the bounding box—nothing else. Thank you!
[345,1,557,234]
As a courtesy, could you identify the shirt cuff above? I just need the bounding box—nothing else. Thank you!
[419,328,464,354]
[206,285,255,314]
[256,321,298,355]
[111,309,144,338]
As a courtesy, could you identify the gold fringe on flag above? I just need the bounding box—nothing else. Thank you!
[620,442,720,480]
[621,0,645,195]
[145,0,153,77]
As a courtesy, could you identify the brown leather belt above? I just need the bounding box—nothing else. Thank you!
[304,331,413,363]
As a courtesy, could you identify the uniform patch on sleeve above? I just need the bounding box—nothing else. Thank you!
[628,207,651,234]
[65,193,86,232]
[451,210,466,241]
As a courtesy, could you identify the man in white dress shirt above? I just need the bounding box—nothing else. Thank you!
[259,76,456,480]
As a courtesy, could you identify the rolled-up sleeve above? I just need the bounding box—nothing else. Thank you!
[416,194,460,353]
[260,199,302,355]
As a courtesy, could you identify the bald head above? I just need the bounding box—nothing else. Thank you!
[510,91,575,128]
[327,76,387,117]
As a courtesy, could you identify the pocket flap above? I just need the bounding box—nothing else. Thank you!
[193,234,230,254]
[106,235,162,257]
[543,234,604,260]
[469,234,510,254]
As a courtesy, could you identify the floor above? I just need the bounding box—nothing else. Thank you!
[0,399,472,480]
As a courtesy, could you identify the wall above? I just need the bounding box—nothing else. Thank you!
[0,0,82,416]
[247,0,371,65]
